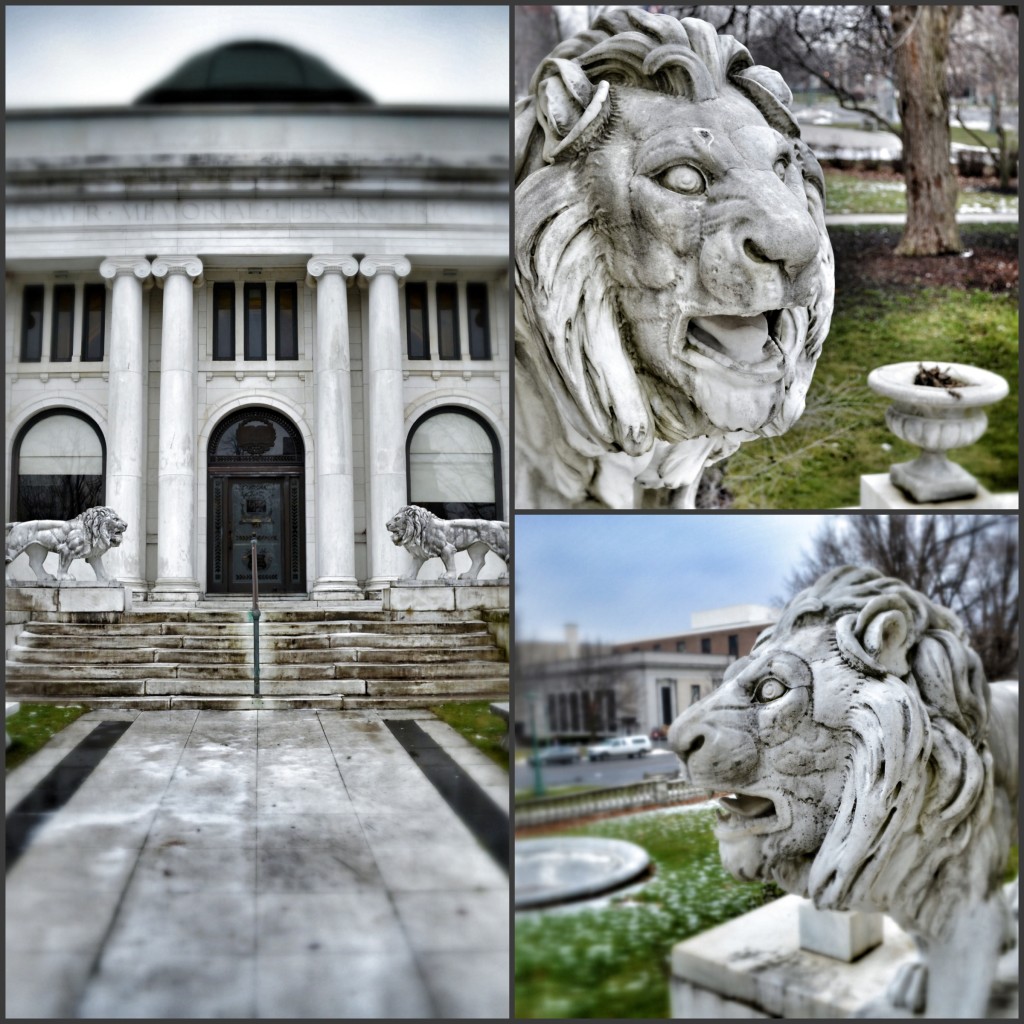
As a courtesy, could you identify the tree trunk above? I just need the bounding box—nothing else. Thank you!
[891,6,962,255]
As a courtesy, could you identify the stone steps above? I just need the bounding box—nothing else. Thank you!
[5,606,508,705]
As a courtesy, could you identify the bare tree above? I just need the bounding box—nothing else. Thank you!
[784,514,1018,680]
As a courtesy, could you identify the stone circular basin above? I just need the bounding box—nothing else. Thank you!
[514,836,651,909]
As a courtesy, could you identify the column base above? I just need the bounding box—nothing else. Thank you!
[362,575,400,598]
[149,578,203,603]
[311,578,364,601]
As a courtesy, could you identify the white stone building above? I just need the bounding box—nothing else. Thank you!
[5,41,509,601]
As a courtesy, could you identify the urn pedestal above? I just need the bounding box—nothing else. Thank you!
[867,361,1009,503]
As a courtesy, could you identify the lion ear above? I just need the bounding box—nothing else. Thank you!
[536,58,612,163]
[850,594,919,678]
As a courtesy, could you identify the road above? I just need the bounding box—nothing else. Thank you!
[513,748,683,794]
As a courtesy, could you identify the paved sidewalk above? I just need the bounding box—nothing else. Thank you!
[6,708,509,1019]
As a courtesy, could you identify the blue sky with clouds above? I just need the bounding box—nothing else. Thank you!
[515,514,829,644]
[6,5,508,108]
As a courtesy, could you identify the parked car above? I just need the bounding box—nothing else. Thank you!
[528,743,580,766]
[649,726,668,741]
[586,734,653,761]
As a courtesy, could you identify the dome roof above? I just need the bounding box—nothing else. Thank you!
[135,40,374,105]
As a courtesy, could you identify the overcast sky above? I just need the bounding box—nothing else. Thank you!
[5,5,509,108]
[515,514,831,644]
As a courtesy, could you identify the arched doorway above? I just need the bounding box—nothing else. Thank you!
[207,407,305,594]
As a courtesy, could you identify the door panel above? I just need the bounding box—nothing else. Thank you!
[229,478,285,594]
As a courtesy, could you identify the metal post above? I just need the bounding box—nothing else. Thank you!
[251,538,261,696]
[530,692,545,797]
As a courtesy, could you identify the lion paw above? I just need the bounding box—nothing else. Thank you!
[888,961,927,1014]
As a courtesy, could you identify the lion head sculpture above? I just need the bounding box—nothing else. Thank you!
[515,9,835,508]
[669,565,1018,1016]
[5,506,127,583]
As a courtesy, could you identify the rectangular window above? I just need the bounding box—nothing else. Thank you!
[20,285,44,362]
[436,282,460,359]
[405,282,429,359]
[50,284,75,362]
[728,633,739,657]
[466,282,491,359]
[700,637,712,654]
[213,283,235,360]
[244,283,266,360]
[81,284,106,361]
[676,640,687,652]
[691,685,702,706]
[275,282,298,360]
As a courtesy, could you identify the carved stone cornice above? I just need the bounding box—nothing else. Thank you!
[359,255,411,280]
[152,256,204,288]
[99,257,152,282]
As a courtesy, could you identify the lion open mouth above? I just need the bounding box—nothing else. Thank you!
[683,309,805,381]
[714,791,779,834]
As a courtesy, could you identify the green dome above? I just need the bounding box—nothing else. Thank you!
[135,40,374,104]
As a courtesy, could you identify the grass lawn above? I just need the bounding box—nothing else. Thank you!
[515,807,783,1019]
[724,229,1018,509]
[429,700,509,769]
[5,703,89,772]
[825,169,1018,216]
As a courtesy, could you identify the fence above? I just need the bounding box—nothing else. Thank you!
[515,775,705,828]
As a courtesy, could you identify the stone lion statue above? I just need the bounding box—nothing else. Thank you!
[385,505,509,581]
[516,9,834,508]
[5,506,127,584]
[669,566,1018,1018]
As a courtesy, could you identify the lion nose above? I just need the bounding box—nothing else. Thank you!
[740,189,819,279]
[667,716,706,768]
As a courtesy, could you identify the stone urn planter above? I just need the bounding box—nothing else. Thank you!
[867,361,1009,502]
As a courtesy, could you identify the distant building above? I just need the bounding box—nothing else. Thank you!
[515,604,780,742]
[612,603,779,660]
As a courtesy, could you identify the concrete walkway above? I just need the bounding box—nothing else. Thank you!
[6,708,509,1018]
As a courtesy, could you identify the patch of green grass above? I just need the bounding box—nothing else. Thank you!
[1006,844,1019,885]
[429,700,508,769]
[725,282,1018,509]
[825,170,1018,216]
[515,808,782,1019]
[5,703,89,772]
[949,125,1018,152]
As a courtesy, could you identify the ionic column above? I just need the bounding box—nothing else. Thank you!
[151,256,203,601]
[99,257,152,592]
[307,255,361,598]
[359,255,411,590]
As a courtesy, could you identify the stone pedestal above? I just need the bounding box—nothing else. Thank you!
[797,903,883,963]
[669,895,1018,1019]
[859,474,1019,510]
[384,580,509,613]
[5,582,132,615]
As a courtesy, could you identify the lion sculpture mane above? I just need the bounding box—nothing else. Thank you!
[5,506,128,584]
[669,566,1018,1018]
[385,505,509,581]
[516,9,835,508]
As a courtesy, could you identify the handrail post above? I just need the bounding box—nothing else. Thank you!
[251,538,261,696]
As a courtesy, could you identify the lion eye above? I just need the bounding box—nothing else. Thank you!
[659,164,706,196]
[773,157,789,181]
[753,677,787,703]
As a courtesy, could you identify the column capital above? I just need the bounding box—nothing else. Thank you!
[99,257,152,281]
[307,255,359,280]
[152,256,204,287]
[359,255,411,280]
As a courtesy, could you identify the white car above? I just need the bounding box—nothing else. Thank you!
[586,735,652,761]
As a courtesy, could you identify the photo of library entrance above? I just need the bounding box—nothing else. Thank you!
[206,407,305,595]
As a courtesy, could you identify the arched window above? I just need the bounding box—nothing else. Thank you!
[406,407,502,521]
[11,410,106,521]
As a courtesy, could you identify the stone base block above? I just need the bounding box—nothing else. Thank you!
[384,580,509,613]
[670,895,1018,1018]
[5,582,131,614]
[859,474,1018,510]
[797,903,883,962]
